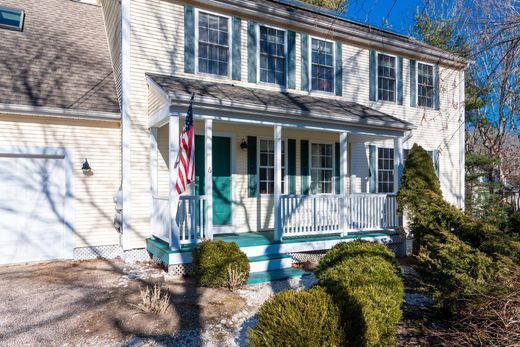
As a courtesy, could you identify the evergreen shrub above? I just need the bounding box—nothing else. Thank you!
[316,241,404,347]
[191,240,249,288]
[248,286,345,347]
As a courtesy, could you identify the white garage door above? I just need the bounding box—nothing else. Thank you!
[0,149,72,264]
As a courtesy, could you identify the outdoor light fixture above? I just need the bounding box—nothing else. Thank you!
[82,158,93,176]
[240,138,248,151]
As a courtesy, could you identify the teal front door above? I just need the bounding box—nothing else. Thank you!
[212,137,232,226]
[194,136,232,226]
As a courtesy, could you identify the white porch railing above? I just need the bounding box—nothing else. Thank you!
[280,193,398,238]
[281,195,343,237]
[346,194,398,230]
[151,195,209,247]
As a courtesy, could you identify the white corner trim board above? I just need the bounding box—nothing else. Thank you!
[121,0,132,250]
[0,103,120,122]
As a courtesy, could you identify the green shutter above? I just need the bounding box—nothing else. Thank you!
[232,17,241,81]
[288,139,296,194]
[434,64,440,110]
[184,5,195,74]
[287,31,296,89]
[397,56,403,105]
[369,50,376,101]
[335,142,340,194]
[410,59,416,107]
[247,20,257,83]
[300,140,309,195]
[247,136,257,197]
[335,41,342,96]
[301,33,309,91]
[369,145,377,193]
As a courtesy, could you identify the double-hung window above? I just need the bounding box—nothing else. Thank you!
[197,11,229,76]
[259,139,285,195]
[311,38,334,93]
[417,62,434,108]
[259,26,286,86]
[378,148,394,193]
[311,143,333,194]
[377,53,396,102]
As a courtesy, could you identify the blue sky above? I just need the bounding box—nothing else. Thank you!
[343,0,424,35]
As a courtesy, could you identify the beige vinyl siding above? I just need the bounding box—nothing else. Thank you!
[128,0,463,245]
[100,0,122,105]
[0,114,121,248]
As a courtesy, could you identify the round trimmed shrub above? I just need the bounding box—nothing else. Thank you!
[248,286,345,347]
[191,240,249,288]
[316,241,404,347]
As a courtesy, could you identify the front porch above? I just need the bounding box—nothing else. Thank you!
[146,74,412,268]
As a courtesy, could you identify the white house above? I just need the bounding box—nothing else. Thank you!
[1,0,466,280]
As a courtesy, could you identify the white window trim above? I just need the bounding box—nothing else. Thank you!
[416,61,435,109]
[194,8,233,79]
[308,35,336,95]
[257,137,288,196]
[309,141,335,195]
[256,23,289,88]
[375,51,397,104]
[0,6,24,31]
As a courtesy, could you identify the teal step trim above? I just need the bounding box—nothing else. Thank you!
[248,253,292,262]
[247,268,310,285]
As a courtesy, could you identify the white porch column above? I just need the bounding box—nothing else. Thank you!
[274,125,282,241]
[340,132,349,234]
[393,137,404,193]
[393,137,404,227]
[150,127,158,238]
[169,116,181,250]
[204,119,213,240]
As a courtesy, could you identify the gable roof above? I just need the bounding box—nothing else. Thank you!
[0,0,119,115]
[147,74,414,131]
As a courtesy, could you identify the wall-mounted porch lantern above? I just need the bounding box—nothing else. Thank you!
[81,158,93,176]
[240,138,248,151]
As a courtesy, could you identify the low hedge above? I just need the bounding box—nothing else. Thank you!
[316,241,404,347]
[248,286,345,347]
[191,240,249,288]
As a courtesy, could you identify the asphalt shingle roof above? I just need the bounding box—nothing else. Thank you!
[147,74,414,130]
[0,0,119,114]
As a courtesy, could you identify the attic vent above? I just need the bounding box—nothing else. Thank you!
[0,6,24,31]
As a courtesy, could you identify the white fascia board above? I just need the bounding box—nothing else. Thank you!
[0,103,120,122]
[169,106,407,138]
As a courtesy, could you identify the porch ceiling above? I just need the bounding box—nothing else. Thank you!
[147,74,415,134]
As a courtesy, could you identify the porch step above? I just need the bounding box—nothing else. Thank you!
[248,253,293,272]
[247,268,310,285]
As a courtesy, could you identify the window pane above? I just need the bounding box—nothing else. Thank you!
[258,139,286,194]
[310,38,334,93]
[417,63,434,108]
[377,54,396,102]
[377,148,395,193]
[198,12,229,76]
[259,26,286,86]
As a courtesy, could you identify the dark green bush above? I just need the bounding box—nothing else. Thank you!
[248,286,345,347]
[416,227,504,312]
[315,240,401,278]
[508,211,520,237]
[316,241,404,347]
[191,240,249,288]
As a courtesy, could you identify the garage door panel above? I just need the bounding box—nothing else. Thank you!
[0,153,70,264]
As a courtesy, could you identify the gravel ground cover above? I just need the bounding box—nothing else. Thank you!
[0,257,434,346]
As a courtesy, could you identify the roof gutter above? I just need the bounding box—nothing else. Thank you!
[0,103,121,122]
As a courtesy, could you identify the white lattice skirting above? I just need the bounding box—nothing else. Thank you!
[73,246,152,263]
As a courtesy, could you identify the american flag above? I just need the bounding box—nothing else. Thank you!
[176,94,195,194]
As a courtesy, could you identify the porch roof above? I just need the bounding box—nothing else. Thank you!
[147,74,415,132]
